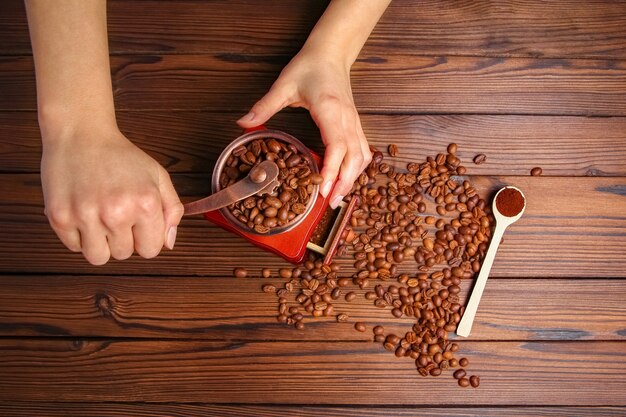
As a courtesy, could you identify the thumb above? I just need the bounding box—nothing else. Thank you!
[237,85,290,128]
[158,167,184,250]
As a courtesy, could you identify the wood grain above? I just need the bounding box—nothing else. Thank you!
[0,403,624,417]
[2,0,626,59]
[0,174,623,277]
[0,339,624,404]
[2,112,626,176]
[3,55,626,115]
[0,276,623,341]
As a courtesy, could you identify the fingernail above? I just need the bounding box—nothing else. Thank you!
[320,180,333,198]
[165,226,177,250]
[237,111,255,123]
[330,195,344,209]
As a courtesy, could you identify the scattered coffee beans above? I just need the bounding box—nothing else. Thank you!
[253,143,491,388]
[220,137,319,233]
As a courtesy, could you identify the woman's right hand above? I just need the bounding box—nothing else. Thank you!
[41,124,184,265]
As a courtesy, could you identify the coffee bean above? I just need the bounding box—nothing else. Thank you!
[345,292,356,302]
[337,313,349,322]
[469,375,480,388]
[388,144,399,157]
[447,143,458,154]
[373,325,385,335]
[262,284,276,293]
[453,369,466,379]
[459,357,469,367]
[531,167,543,176]
[429,367,442,376]
[473,154,487,165]
[279,268,293,279]
[233,268,247,278]
[310,173,324,185]
[458,377,470,387]
[355,322,367,332]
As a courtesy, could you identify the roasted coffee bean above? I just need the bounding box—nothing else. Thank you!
[279,268,293,279]
[454,369,467,380]
[388,144,399,157]
[469,375,480,388]
[373,325,385,335]
[459,357,469,367]
[345,292,357,302]
[262,268,271,278]
[355,322,367,332]
[473,154,487,165]
[337,313,349,322]
[531,167,543,176]
[458,377,470,387]
[233,268,247,278]
[262,284,276,293]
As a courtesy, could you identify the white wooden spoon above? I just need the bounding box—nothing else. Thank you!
[456,186,526,338]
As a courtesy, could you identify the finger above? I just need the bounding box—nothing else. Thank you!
[56,228,82,253]
[132,193,166,259]
[326,110,365,208]
[237,82,292,128]
[310,102,347,199]
[329,138,365,209]
[78,222,111,266]
[106,228,135,261]
[45,206,82,252]
[157,167,184,250]
[355,114,373,171]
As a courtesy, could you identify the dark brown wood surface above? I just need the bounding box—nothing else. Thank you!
[0,0,625,415]
[3,54,626,115]
[0,276,624,341]
[1,404,625,417]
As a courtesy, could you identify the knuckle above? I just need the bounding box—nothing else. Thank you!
[135,193,161,216]
[101,199,132,228]
[318,94,342,109]
[351,152,365,167]
[363,148,373,165]
[46,206,73,230]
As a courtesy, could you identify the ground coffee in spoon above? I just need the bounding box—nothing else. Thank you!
[495,187,524,217]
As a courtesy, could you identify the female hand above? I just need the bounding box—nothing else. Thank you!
[41,125,184,265]
[237,50,372,208]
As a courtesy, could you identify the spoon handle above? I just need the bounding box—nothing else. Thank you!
[456,222,507,337]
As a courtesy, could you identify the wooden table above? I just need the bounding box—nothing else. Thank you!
[1,1,626,415]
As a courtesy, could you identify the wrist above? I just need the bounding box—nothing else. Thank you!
[296,43,353,73]
[38,101,118,145]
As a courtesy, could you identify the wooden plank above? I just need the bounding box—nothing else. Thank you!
[3,0,626,59]
[2,112,626,176]
[0,339,624,404]
[2,55,626,115]
[0,276,623,341]
[0,403,624,417]
[0,175,623,277]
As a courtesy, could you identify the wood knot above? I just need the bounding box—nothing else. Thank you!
[95,293,115,317]
[71,339,85,351]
